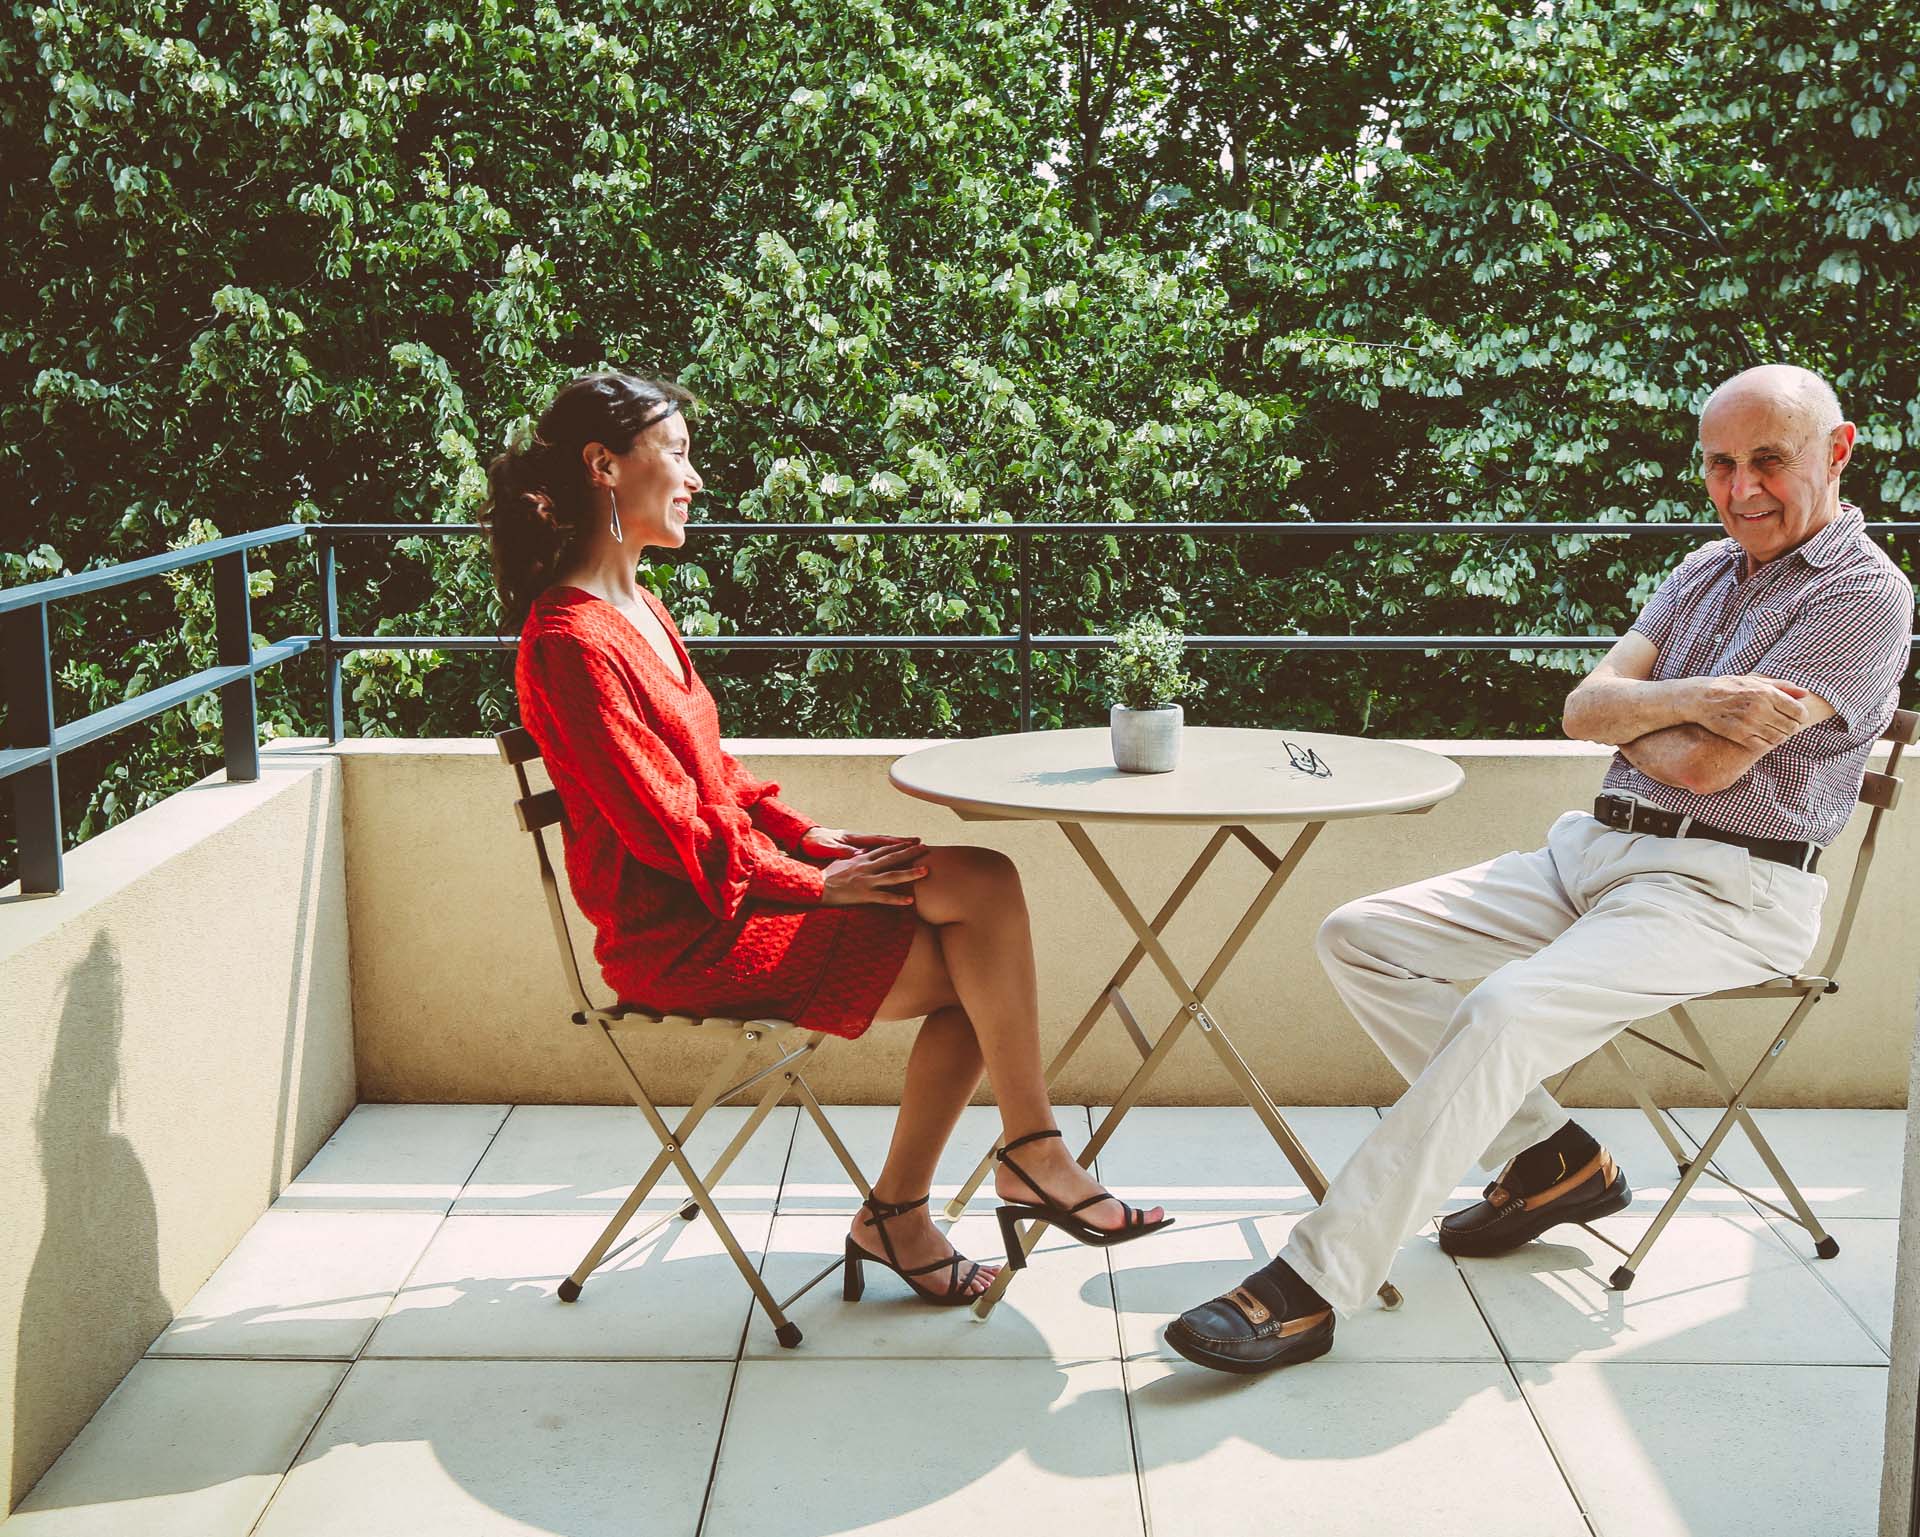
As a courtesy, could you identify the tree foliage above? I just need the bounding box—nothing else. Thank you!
[3,0,1916,872]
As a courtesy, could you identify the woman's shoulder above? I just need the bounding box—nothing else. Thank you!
[523,587,618,645]
[519,590,623,677]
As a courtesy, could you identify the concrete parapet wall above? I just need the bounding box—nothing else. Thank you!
[0,750,355,1512]
[340,738,1920,1110]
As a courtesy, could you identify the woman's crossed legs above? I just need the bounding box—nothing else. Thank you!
[851,845,1164,1297]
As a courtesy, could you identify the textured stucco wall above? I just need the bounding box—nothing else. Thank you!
[341,738,1920,1109]
[0,748,355,1513]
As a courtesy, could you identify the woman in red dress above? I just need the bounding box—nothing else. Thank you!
[483,372,1166,1305]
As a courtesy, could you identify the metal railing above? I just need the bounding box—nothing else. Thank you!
[5,517,1917,894]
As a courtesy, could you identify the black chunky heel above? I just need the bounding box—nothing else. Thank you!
[993,1129,1173,1261]
[843,1193,991,1306]
[995,1205,1032,1271]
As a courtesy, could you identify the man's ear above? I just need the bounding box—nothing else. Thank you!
[1829,421,1857,481]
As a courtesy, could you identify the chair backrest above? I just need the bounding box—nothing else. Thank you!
[495,726,596,1019]
[1819,705,1916,979]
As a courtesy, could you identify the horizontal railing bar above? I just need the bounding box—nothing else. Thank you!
[313,519,1920,539]
[0,638,311,781]
[325,634,514,652]
[52,637,310,757]
[316,631,1920,654]
[0,525,310,615]
[0,743,54,778]
[691,635,1637,652]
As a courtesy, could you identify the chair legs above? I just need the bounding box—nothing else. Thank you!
[558,1019,874,1350]
[1601,994,1834,1291]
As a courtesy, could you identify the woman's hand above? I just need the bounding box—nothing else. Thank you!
[799,827,920,860]
[818,838,929,907]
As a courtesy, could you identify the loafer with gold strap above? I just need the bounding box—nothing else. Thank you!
[1438,1147,1632,1259]
[1163,1278,1335,1376]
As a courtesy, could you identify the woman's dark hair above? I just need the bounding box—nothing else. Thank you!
[480,371,695,627]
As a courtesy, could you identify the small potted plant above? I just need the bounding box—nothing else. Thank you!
[1100,614,1204,773]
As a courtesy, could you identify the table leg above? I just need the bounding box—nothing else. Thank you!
[1063,820,1324,1183]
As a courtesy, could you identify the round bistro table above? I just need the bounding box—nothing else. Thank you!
[890,726,1465,1316]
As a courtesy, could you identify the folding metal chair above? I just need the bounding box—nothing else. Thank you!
[1553,705,1917,1291]
[496,726,874,1348]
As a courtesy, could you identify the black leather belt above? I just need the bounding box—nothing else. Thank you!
[1592,793,1821,872]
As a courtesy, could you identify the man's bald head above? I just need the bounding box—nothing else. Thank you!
[1697,364,1855,571]
[1700,364,1844,437]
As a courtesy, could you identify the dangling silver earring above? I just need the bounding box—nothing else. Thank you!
[607,487,623,544]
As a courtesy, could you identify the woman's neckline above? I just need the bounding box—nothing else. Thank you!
[541,584,691,690]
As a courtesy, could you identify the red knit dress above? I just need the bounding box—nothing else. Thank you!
[516,586,918,1038]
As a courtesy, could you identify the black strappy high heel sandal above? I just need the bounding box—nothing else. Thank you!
[993,1128,1174,1270]
[843,1193,992,1307]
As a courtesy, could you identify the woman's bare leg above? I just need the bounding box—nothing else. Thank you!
[871,1002,984,1202]
[872,847,1163,1234]
[849,929,996,1295]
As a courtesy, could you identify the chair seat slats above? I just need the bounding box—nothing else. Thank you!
[595,1004,797,1033]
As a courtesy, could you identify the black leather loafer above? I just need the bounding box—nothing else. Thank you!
[1164,1284,1335,1375]
[1439,1147,1632,1259]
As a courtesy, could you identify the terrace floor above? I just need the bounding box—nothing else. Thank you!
[4,1102,1899,1537]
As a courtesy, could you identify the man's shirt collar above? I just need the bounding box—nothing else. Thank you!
[1796,500,1862,569]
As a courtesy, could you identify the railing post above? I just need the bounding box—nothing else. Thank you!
[1016,528,1033,732]
[4,602,63,894]
[319,532,343,743]
[213,549,259,782]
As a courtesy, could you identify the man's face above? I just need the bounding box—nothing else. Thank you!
[1699,390,1853,569]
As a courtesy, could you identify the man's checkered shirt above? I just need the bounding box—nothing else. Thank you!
[1600,502,1914,846]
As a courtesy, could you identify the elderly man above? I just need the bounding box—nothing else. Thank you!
[1166,364,1914,1374]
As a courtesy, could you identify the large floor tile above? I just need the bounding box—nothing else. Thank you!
[1520,1361,1886,1537]
[778,1104,1090,1213]
[274,1104,509,1213]
[1459,1211,1885,1365]
[1127,1358,1587,1537]
[703,1359,1140,1537]
[1765,1215,1897,1354]
[745,1211,1119,1358]
[252,1359,729,1537]
[149,1211,443,1359]
[1672,1107,1905,1219]
[454,1104,795,1214]
[1091,1105,1383,1213]
[4,1359,344,1537]
[1107,1211,1498,1361]
[364,1211,767,1359]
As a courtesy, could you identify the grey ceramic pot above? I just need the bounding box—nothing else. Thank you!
[1109,703,1183,773]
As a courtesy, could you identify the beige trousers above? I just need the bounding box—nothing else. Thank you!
[1282,810,1826,1314]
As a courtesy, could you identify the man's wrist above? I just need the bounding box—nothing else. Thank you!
[1658,676,1705,729]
